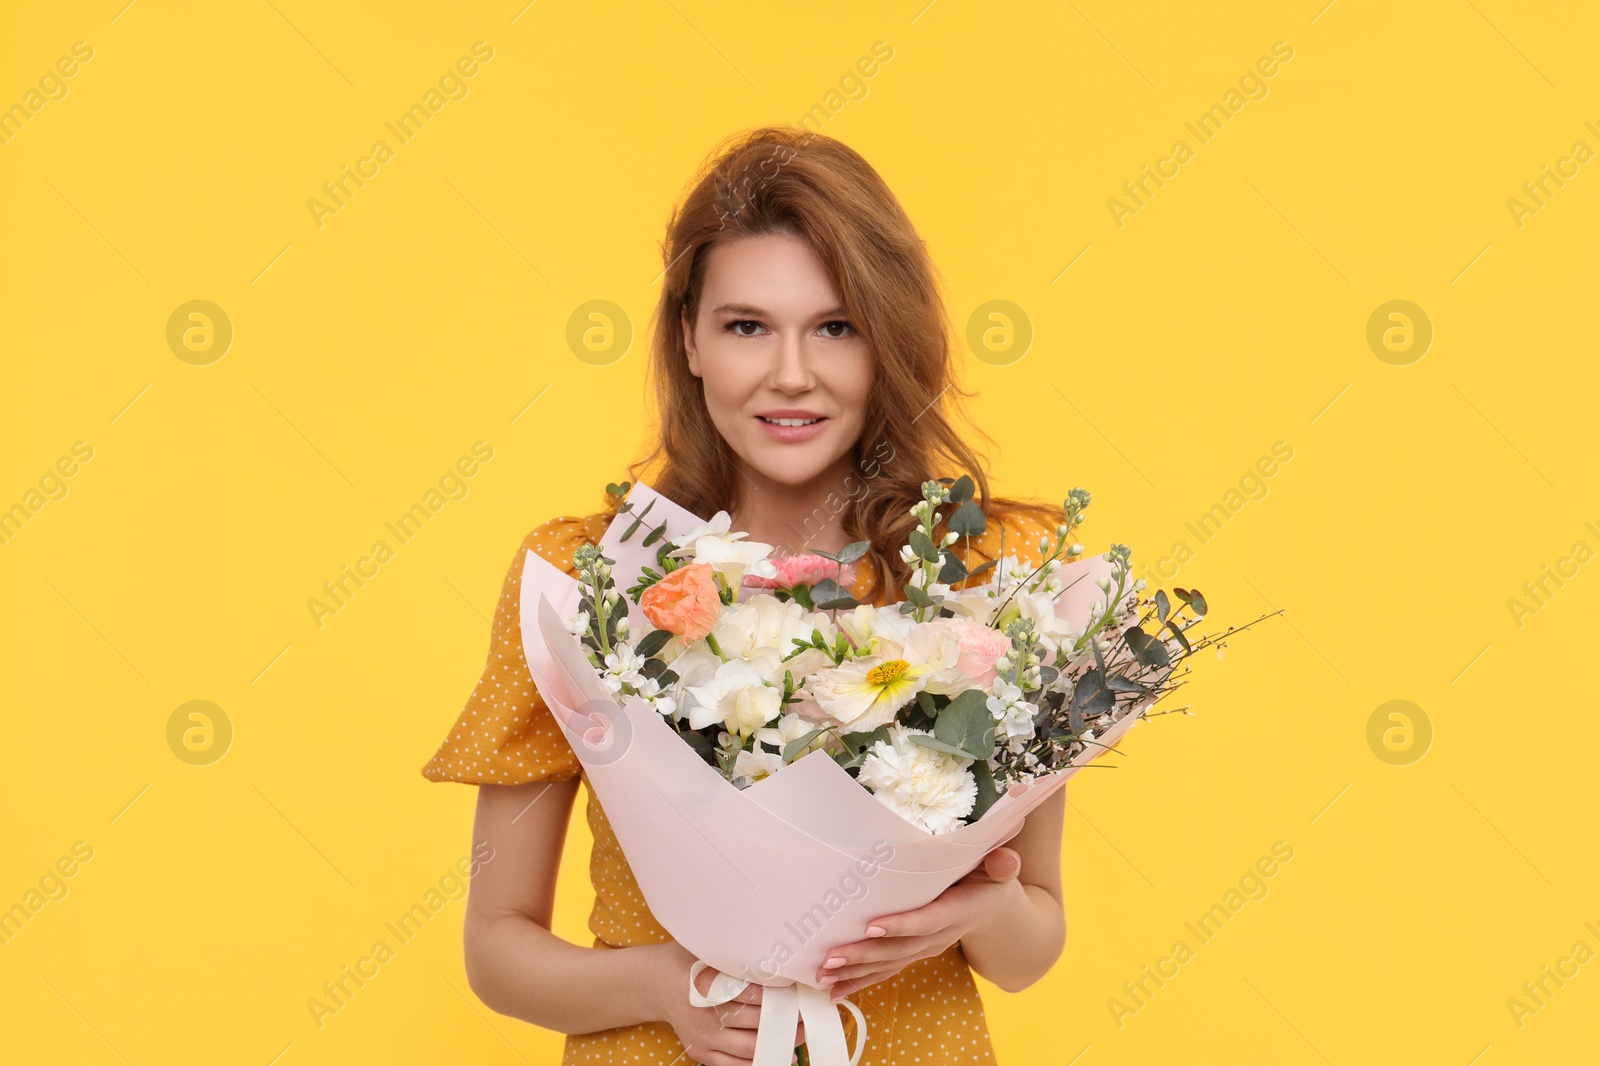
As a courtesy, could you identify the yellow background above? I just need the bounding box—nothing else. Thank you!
[2,0,1596,1062]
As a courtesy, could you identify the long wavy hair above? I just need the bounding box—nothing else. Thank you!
[608,125,1063,597]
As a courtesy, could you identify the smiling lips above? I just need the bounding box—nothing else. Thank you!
[756,409,828,442]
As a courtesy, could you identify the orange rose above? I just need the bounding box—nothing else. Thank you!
[640,563,722,643]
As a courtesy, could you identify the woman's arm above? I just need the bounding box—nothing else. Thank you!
[461,779,783,1065]
[462,778,662,1032]
[956,787,1067,992]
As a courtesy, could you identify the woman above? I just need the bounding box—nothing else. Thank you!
[422,126,1077,1065]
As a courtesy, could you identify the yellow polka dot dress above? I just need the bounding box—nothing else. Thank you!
[422,505,1071,1064]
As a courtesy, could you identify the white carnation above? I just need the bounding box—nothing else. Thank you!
[856,725,977,835]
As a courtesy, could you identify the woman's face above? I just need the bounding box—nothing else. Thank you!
[682,231,874,492]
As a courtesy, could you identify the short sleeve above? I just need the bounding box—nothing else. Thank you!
[420,514,608,786]
[948,502,1077,585]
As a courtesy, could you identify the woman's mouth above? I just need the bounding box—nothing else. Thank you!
[756,415,828,442]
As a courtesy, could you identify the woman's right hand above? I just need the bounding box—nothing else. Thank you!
[643,940,805,1066]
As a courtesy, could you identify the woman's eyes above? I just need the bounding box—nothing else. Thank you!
[723,320,855,339]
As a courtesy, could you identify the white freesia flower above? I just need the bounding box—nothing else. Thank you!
[708,595,828,663]
[733,748,786,785]
[755,712,827,761]
[1015,587,1077,663]
[857,725,977,835]
[939,586,1001,626]
[667,510,779,588]
[835,603,914,656]
[684,659,782,734]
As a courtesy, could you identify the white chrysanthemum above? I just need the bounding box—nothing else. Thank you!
[856,725,977,835]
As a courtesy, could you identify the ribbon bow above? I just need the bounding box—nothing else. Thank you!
[687,961,867,1066]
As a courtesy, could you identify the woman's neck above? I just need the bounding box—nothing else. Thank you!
[726,455,860,558]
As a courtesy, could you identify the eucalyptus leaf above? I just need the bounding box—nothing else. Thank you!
[947,474,975,504]
[680,729,716,766]
[937,549,969,585]
[909,529,940,562]
[1125,625,1170,668]
[841,724,891,754]
[947,500,986,537]
[838,539,871,563]
[783,726,830,761]
[622,497,656,541]
[969,759,999,820]
[1166,618,1192,653]
[811,578,843,602]
[935,690,995,759]
[636,629,671,658]
[908,733,977,759]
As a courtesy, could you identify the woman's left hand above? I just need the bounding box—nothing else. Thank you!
[814,845,1023,1000]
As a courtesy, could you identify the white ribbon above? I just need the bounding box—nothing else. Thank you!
[688,961,867,1066]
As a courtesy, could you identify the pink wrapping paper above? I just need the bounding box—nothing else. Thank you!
[517,483,1150,1059]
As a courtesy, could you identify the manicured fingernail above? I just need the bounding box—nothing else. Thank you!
[866,925,886,937]
[823,956,847,968]
[818,974,837,985]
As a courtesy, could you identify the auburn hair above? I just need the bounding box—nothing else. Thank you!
[610,125,1065,597]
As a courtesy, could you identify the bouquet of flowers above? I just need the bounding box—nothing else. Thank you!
[569,476,1228,835]
[516,478,1269,1065]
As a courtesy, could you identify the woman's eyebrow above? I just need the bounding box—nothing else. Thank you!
[711,302,848,318]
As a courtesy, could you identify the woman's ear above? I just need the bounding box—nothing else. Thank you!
[681,306,701,377]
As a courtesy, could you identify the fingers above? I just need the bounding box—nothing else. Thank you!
[683,1047,754,1066]
[983,846,1022,880]
[694,966,763,1005]
[827,968,896,1000]
[818,933,940,984]
[710,1000,765,1029]
[685,1022,759,1064]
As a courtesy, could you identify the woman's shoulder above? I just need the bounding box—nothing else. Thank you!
[517,511,614,572]
[948,500,1070,570]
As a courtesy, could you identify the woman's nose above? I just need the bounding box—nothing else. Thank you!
[770,332,814,392]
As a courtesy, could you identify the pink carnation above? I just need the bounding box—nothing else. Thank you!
[743,552,857,592]
[949,620,1013,691]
